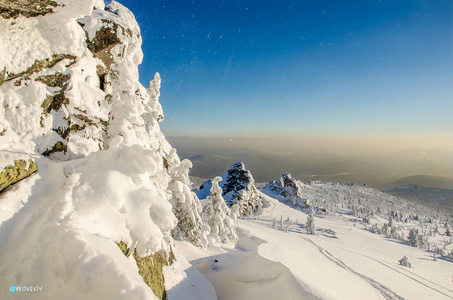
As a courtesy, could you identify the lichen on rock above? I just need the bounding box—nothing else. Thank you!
[36,72,70,88]
[41,89,70,114]
[42,141,67,156]
[0,159,37,192]
[116,242,175,300]
[0,0,58,19]
[5,54,76,83]
[0,68,6,87]
[82,20,122,72]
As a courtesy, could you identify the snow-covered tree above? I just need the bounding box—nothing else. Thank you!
[272,217,278,229]
[202,177,238,245]
[408,228,420,247]
[167,158,204,246]
[306,208,316,235]
[197,162,264,216]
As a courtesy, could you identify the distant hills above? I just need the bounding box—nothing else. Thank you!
[181,150,295,183]
[168,136,453,190]
[384,184,453,212]
[378,175,453,191]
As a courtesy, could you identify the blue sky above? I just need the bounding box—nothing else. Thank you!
[117,0,453,138]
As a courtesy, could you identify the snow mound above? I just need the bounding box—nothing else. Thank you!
[193,229,308,300]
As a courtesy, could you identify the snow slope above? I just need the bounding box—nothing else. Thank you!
[184,191,453,300]
[1,1,451,299]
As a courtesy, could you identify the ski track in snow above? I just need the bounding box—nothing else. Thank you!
[302,237,405,300]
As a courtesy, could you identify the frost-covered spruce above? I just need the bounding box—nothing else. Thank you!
[167,157,204,246]
[306,208,316,235]
[408,228,420,247]
[197,162,264,216]
[202,176,238,245]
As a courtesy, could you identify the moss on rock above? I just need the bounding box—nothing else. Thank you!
[70,123,86,132]
[5,54,76,83]
[41,90,69,114]
[42,141,67,156]
[116,241,132,257]
[36,72,70,88]
[84,21,121,72]
[0,68,6,87]
[0,159,38,192]
[38,73,72,140]
[116,242,175,300]
[0,0,58,19]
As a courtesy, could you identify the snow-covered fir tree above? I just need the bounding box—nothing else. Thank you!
[167,158,204,246]
[197,162,264,216]
[408,228,420,247]
[202,177,238,244]
[306,207,316,235]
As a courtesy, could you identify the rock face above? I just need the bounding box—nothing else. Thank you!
[0,1,206,299]
[264,174,310,208]
[197,162,264,216]
[0,0,58,19]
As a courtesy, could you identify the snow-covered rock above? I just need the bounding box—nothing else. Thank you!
[197,162,264,216]
[0,1,208,299]
[263,173,310,208]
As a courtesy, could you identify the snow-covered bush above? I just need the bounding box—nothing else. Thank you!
[398,256,411,268]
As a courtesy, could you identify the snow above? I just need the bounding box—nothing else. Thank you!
[0,155,159,299]
[194,229,309,300]
[0,1,210,299]
[182,191,453,300]
[163,247,218,300]
[1,0,452,299]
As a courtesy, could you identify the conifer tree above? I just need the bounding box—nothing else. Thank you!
[306,207,316,235]
[202,177,238,244]
[408,228,419,247]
